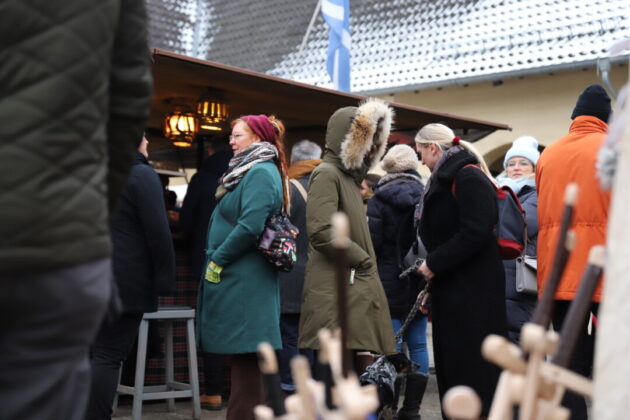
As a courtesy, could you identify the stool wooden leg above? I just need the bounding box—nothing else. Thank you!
[133,319,149,420]
[165,320,175,412]
[186,318,202,420]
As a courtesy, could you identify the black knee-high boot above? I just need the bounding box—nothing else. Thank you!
[396,372,428,420]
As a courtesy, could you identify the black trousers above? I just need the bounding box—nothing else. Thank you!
[202,352,225,395]
[85,312,144,420]
[0,258,110,420]
[552,300,599,420]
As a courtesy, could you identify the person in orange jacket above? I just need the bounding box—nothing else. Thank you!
[536,84,612,420]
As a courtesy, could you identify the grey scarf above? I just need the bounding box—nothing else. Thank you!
[215,142,278,200]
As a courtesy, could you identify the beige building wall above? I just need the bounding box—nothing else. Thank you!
[386,64,628,171]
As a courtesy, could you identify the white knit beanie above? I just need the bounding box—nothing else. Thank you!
[381,144,419,173]
[503,136,540,168]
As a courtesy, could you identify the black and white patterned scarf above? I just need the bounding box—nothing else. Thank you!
[215,142,278,200]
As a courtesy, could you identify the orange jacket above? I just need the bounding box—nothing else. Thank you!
[536,116,610,302]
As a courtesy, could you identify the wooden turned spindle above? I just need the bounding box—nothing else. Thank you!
[331,212,352,378]
[257,342,287,417]
[531,183,578,329]
[443,386,482,420]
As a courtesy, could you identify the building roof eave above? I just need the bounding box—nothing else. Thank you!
[357,56,630,97]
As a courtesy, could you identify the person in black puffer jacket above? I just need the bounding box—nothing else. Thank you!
[367,144,427,420]
[497,136,540,344]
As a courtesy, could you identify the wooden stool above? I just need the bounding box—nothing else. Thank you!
[115,306,201,420]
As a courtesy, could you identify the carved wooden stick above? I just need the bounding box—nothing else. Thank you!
[316,329,337,409]
[531,184,579,328]
[443,386,482,420]
[331,212,352,377]
[291,355,317,420]
[257,342,287,418]
[551,246,605,368]
[519,323,549,420]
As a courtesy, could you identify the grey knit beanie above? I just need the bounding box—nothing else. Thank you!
[381,144,419,173]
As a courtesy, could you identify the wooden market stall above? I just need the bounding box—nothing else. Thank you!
[137,48,512,400]
[146,49,511,169]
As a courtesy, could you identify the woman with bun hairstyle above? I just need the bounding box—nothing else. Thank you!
[497,136,539,344]
[196,114,288,420]
[367,144,428,419]
[414,123,507,418]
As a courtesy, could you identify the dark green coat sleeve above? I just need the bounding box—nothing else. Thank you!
[307,168,372,269]
[211,165,280,267]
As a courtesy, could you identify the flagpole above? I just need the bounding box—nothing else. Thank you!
[300,0,323,53]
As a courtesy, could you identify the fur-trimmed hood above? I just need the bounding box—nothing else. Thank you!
[323,98,394,183]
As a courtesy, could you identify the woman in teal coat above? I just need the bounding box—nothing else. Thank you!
[197,114,289,420]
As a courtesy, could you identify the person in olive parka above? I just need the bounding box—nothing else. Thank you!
[299,98,397,371]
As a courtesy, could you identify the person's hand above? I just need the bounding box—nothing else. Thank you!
[419,292,431,315]
[416,261,434,280]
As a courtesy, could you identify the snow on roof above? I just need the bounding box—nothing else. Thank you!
[146,0,630,93]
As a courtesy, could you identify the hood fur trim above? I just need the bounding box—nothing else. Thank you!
[339,98,394,170]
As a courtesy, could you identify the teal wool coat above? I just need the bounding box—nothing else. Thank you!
[197,161,283,354]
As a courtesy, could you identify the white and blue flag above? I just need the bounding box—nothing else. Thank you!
[321,0,351,92]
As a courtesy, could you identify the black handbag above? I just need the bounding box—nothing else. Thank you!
[257,212,299,272]
[220,208,299,273]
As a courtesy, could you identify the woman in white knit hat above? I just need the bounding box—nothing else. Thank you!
[497,136,540,345]
[367,144,427,419]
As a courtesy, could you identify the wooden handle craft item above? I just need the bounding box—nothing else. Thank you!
[316,329,337,409]
[331,212,352,378]
[257,342,287,417]
[291,355,317,420]
[552,246,605,368]
[531,184,578,328]
[443,386,482,419]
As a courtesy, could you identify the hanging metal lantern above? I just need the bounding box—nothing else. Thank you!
[163,104,199,147]
[196,88,229,132]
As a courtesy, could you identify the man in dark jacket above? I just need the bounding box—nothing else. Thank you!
[87,138,175,419]
[180,139,233,281]
[178,139,232,409]
[278,140,322,392]
[0,1,152,419]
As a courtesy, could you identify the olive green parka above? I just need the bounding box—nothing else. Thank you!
[299,99,397,355]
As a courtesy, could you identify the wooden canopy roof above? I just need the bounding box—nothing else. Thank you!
[147,49,511,168]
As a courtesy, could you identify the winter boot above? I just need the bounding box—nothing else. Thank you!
[396,372,428,420]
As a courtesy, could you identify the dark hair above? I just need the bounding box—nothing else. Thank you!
[164,190,177,211]
[365,173,382,189]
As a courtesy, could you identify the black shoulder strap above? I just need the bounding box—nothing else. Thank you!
[395,205,417,268]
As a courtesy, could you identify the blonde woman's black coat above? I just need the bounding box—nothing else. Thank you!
[419,150,507,419]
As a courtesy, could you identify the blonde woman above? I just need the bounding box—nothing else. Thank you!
[414,123,507,419]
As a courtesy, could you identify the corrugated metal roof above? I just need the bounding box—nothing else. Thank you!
[146,0,630,93]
